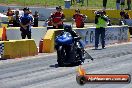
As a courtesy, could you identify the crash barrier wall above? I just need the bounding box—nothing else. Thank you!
[123,19,132,35]
[43,26,130,53]
[42,29,63,53]
[75,26,130,47]
[0,39,38,59]
[124,19,132,27]
[0,27,47,47]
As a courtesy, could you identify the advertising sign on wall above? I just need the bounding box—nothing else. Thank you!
[75,26,129,47]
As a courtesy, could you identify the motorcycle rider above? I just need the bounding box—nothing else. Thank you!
[64,25,80,39]
[63,25,85,62]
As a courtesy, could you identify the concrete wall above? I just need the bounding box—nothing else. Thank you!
[42,26,130,53]
[6,27,47,47]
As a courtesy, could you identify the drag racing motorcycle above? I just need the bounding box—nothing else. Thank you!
[55,32,85,66]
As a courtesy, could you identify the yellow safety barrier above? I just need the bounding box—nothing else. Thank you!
[0,39,38,59]
[28,39,38,56]
[42,29,63,53]
[63,9,132,23]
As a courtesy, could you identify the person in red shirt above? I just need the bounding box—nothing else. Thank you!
[72,9,87,28]
[51,6,65,29]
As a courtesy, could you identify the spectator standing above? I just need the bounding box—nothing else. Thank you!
[127,0,131,10]
[12,10,20,27]
[33,11,39,27]
[51,6,65,29]
[116,0,120,10]
[19,8,33,39]
[95,11,108,49]
[120,0,125,10]
[6,7,14,26]
[72,9,87,28]
[6,7,14,16]
[103,0,107,10]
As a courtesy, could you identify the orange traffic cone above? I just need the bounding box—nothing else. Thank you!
[2,27,7,41]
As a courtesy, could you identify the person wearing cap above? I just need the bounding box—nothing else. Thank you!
[50,6,65,29]
[19,7,33,39]
[33,11,39,27]
[63,25,80,38]
[72,9,87,28]
[12,10,20,27]
[95,10,108,49]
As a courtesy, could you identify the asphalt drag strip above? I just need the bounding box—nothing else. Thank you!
[0,43,132,88]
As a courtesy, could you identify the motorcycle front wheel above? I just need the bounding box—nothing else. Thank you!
[57,46,66,67]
